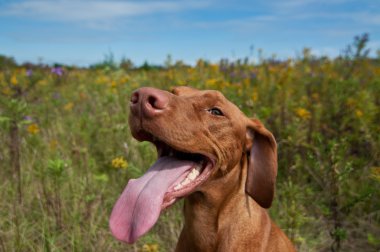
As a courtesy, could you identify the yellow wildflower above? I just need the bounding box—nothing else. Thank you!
[27,123,40,135]
[252,90,258,102]
[295,108,311,120]
[142,243,159,252]
[355,109,363,118]
[64,102,74,111]
[10,75,18,85]
[346,98,356,107]
[370,167,380,182]
[111,80,117,88]
[111,157,128,169]
[311,93,319,102]
[37,79,48,86]
[2,87,11,96]
[49,139,58,150]
[210,64,219,73]
[206,78,218,87]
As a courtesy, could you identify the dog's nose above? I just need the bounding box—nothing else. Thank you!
[130,87,169,117]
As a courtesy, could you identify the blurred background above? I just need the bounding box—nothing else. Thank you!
[0,0,379,251]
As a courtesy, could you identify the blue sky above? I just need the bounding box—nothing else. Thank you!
[1,0,379,66]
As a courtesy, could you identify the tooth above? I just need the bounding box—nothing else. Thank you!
[182,178,191,186]
[188,169,199,180]
[174,184,182,190]
[195,165,202,172]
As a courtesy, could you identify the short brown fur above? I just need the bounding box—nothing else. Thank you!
[129,86,296,252]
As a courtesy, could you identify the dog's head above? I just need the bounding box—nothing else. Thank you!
[110,86,277,243]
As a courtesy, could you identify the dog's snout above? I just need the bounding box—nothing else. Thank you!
[130,87,169,117]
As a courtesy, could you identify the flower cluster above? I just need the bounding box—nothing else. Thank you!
[111,157,128,169]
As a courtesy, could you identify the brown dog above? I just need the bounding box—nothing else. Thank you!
[110,86,295,251]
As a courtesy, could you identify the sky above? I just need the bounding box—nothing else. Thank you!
[0,0,379,66]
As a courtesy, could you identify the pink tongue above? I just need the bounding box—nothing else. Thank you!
[109,156,195,243]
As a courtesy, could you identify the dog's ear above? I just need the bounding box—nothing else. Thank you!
[245,118,277,208]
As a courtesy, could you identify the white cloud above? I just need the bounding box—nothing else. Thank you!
[0,0,209,22]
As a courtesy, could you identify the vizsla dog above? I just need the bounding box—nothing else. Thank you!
[110,86,295,251]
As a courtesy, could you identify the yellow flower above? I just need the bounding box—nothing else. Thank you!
[311,93,319,102]
[142,243,159,252]
[295,108,311,120]
[111,80,117,88]
[49,139,58,150]
[2,87,11,96]
[10,75,18,85]
[252,90,258,102]
[210,64,219,73]
[111,157,128,169]
[64,102,74,111]
[206,78,218,87]
[355,109,363,118]
[346,98,356,107]
[370,167,380,182]
[27,123,40,135]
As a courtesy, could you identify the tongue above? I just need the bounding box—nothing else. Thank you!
[109,156,195,243]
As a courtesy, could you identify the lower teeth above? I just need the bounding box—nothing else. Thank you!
[173,165,202,190]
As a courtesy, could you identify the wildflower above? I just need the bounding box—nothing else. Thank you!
[355,109,363,118]
[311,93,319,102]
[370,167,380,182]
[252,90,258,102]
[111,80,117,88]
[111,157,128,169]
[206,78,218,87]
[49,139,58,150]
[2,87,11,96]
[26,69,33,77]
[250,71,257,79]
[295,108,311,120]
[142,243,159,252]
[51,66,63,76]
[10,75,18,85]
[346,98,356,107]
[63,102,74,111]
[27,123,40,135]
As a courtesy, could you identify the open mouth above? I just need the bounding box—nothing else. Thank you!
[154,140,214,209]
[109,133,214,244]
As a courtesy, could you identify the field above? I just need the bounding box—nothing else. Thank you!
[1,37,380,251]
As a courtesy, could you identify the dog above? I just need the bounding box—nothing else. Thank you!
[110,86,295,251]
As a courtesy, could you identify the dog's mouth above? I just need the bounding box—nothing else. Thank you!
[154,140,214,209]
[109,134,214,244]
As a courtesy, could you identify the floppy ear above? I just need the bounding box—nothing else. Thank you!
[245,118,277,208]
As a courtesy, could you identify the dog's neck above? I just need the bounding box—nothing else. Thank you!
[176,155,250,251]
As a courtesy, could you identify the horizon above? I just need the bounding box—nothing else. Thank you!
[1,0,379,67]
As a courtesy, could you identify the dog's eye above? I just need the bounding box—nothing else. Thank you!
[208,108,224,116]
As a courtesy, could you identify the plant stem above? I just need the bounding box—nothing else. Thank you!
[10,119,22,204]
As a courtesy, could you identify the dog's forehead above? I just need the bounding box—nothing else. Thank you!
[172,86,244,116]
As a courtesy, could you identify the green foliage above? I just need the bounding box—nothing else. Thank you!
[0,36,379,251]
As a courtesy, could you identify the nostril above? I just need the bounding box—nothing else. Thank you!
[147,95,159,109]
[131,92,139,104]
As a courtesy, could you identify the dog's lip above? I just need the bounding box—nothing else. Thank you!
[149,137,216,210]
[162,160,214,209]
